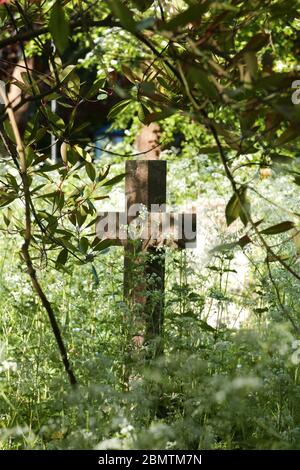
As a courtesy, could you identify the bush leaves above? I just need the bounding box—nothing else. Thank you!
[225,188,250,227]
[49,2,70,54]
[261,221,295,235]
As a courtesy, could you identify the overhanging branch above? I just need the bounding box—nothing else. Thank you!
[0,16,116,50]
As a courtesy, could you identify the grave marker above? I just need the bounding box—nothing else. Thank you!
[96,127,196,356]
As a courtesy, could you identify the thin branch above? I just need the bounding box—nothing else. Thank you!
[266,259,299,334]
[0,16,116,50]
[209,121,300,283]
[0,86,77,387]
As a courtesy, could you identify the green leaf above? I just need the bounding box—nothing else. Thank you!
[239,190,250,227]
[0,189,16,208]
[85,76,106,99]
[214,124,242,151]
[121,65,140,83]
[107,99,132,121]
[68,212,77,226]
[59,65,76,83]
[197,146,224,154]
[3,119,16,143]
[93,239,116,252]
[210,235,252,254]
[243,33,270,52]
[210,242,239,254]
[163,1,209,30]
[131,0,154,11]
[43,106,65,131]
[108,0,136,33]
[97,165,111,183]
[143,107,175,124]
[186,67,219,100]
[294,175,300,186]
[138,103,151,122]
[91,264,99,284]
[49,2,70,54]
[198,320,216,333]
[65,72,81,98]
[276,126,300,145]
[269,153,294,165]
[55,248,68,267]
[6,173,19,192]
[197,70,219,100]
[37,163,64,174]
[102,173,126,187]
[26,128,47,146]
[225,188,250,226]
[85,162,96,182]
[244,52,258,80]
[76,208,87,227]
[3,208,12,227]
[261,221,295,235]
[79,237,89,254]
[225,193,240,226]
[232,33,269,63]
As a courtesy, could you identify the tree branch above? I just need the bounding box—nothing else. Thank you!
[0,16,116,50]
[0,86,77,387]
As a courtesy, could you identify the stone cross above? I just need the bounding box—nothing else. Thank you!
[96,125,196,356]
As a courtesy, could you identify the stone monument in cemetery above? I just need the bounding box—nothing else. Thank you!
[96,124,197,356]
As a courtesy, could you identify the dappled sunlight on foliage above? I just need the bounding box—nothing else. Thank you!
[0,0,300,452]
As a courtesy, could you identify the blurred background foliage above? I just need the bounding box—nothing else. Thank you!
[0,0,300,450]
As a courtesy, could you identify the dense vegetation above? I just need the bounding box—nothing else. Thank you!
[0,0,300,450]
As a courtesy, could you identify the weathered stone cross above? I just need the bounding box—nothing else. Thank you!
[96,125,196,356]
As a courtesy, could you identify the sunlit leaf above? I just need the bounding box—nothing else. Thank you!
[85,162,96,182]
[107,99,132,121]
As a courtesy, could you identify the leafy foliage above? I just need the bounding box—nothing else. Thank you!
[0,0,300,452]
